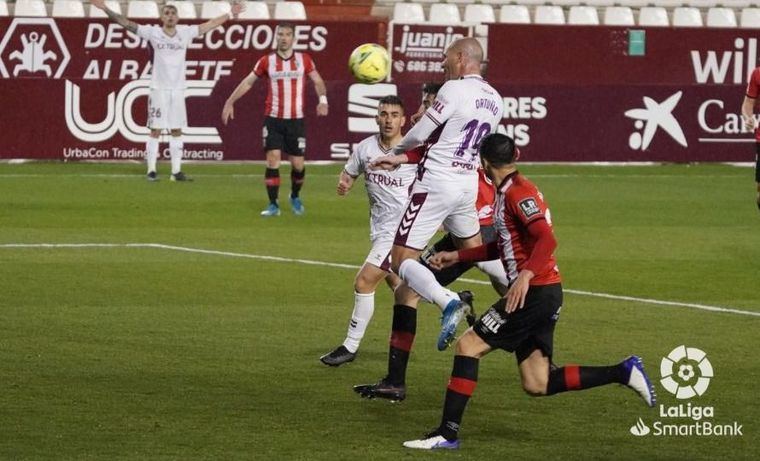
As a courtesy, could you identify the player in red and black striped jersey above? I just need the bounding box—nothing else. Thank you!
[401,134,656,451]
[740,66,760,211]
[222,23,328,217]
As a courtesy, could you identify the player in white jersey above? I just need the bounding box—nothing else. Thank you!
[92,0,244,181]
[372,38,504,352]
[320,96,417,366]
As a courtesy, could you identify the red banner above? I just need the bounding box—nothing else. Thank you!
[0,17,384,161]
[389,23,471,83]
[0,19,757,162]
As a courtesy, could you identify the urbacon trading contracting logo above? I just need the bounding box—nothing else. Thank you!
[0,18,70,79]
[628,346,743,438]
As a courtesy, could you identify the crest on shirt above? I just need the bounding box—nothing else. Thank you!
[518,198,541,218]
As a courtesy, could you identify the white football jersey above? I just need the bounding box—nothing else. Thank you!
[344,135,418,242]
[137,25,199,90]
[398,76,504,181]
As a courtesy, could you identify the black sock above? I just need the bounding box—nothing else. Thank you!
[546,364,623,395]
[291,168,305,198]
[439,355,479,441]
[264,168,280,205]
[386,304,416,386]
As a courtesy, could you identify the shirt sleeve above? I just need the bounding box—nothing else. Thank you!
[303,54,316,74]
[508,190,547,227]
[747,68,760,99]
[344,144,364,177]
[136,24,153,42]
[253,55,269,78]
[181,25,200,41]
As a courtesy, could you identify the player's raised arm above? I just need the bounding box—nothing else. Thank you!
[91,0,138,33]
[222,71,258,125]
[308,70,329,116]
[198,1,245,35]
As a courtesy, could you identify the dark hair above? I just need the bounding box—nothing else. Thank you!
[479,133,517,166]
[378,95,405,113]
[422,82,442,96]
[277,22,296,32]
[162,4,178,14]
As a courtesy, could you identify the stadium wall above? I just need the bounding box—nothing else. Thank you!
[0,17,755,162]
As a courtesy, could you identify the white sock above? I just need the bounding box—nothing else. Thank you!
[342,291,375,353]
[475,259,509,288]
[146,137,159,173]
[169,137,183,174]
[398,259,458,310]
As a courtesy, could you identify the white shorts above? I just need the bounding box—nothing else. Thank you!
[364,235,393,271]
[147,89,187,130]
[394,175,480,250]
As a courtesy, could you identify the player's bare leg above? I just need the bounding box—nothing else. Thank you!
[262,149,282,216]
[321,263,389,366]
[289,154,306,215]
[517,348,656,406]
[146,129,161,181]
[169,128,190,182]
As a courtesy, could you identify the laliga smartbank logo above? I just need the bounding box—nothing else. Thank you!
[629,346,743,438]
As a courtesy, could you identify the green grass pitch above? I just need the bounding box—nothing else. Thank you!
[0,162,758,460]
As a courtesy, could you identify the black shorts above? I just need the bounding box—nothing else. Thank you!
[473,283,563,363]
[419,225,499,286]
[263,117,305,156]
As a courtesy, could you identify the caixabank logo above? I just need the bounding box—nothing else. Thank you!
[629,346,743,438]
[0,18,71,79]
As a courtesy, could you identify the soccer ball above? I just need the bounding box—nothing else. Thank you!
[348,43,390,84]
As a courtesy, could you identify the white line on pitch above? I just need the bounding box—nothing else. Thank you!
[2,242,758,318]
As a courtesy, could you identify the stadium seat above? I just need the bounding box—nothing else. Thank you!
[274,1,306,20]
[464,4,495,23]
[200,1,230,19]
[602,6,634,25]
[638,6,669,26]
[534,5,566,24]
[392,3,424,22]
[706,7,737,27]
[167,1,197,19]
[0,1,7,16]
[740,7,760,27]
[448,0,476,4]
[672,7,704,26]
[499,5,530,23]
[52,0,85,17]
[127,0,159,18]
[238,1,270,20]
[428,4,461,24]
[13,0,47,16]
[568,6,599,25]
[89,0,121,17]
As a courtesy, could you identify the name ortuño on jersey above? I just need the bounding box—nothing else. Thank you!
[494,172,561,286]
[421,76,504,179]
[253,52,316,119]
[344,135,418,242]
